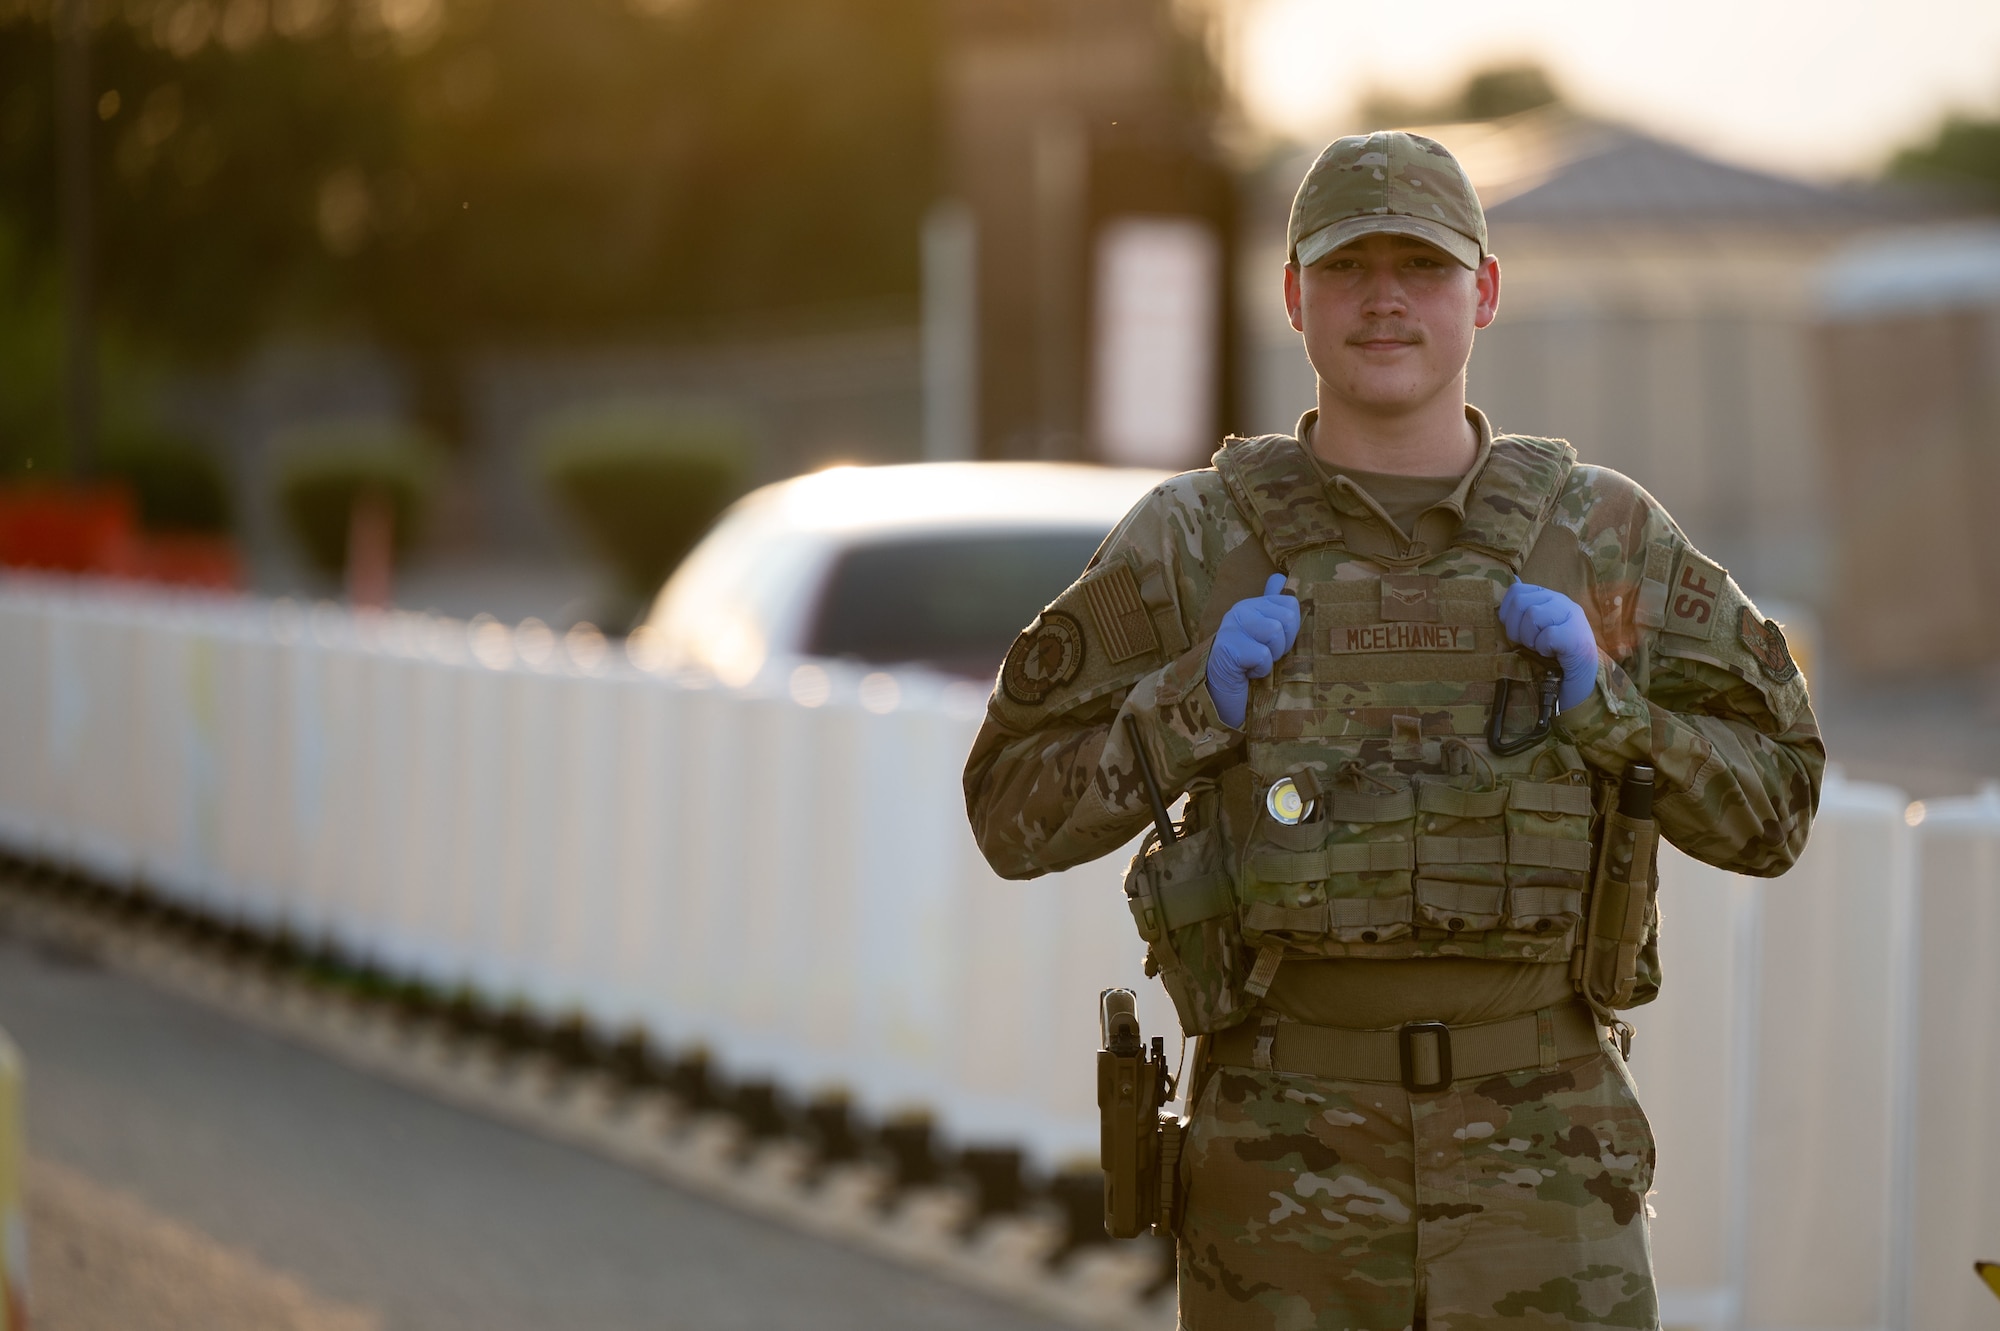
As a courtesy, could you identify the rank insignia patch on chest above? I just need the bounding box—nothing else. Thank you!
[1002,611,1086,704]
[1379,574,1440,622]
[1739,609,1799,683]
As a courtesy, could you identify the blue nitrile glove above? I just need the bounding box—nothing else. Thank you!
[1499,583,1600,712]
[1206,574,1301,729]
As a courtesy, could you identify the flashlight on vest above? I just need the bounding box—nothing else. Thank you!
[1619,764,1655,820]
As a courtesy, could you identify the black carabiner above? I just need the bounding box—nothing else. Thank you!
[1487,657,1563,756]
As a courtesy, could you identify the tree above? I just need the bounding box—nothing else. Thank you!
[1886,111,2000,207]
[0,0,941,445]
[0,1,405,359]
[1357,61,1562,130]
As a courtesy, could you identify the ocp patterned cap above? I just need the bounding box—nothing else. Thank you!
[1288,131,1487,271]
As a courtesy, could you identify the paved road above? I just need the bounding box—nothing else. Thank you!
[0,925,1069,1331]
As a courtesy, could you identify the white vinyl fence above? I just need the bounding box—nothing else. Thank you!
[1,578,1995,1331]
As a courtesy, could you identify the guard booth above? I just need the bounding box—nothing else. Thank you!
[925,0,1236,472]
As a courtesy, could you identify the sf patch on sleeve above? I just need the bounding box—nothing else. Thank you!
[1650,543,1811,731]
[1002,612,1085,704]
[1662,548,1727,639]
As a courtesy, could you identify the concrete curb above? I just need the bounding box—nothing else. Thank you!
[0,884,1176,1331]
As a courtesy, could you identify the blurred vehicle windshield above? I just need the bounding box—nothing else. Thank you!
[805,529,1107,677]
[638,462,1165,685]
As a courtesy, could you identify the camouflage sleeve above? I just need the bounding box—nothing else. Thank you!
[1543,466,1824,877]
[962,473,1250,880]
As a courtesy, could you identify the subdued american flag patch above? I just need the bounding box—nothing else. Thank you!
[1080,562,1159,665]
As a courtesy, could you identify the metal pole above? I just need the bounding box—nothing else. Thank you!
[1031,114,1084,461]
[56,0,96,480]
[921,200,978,463]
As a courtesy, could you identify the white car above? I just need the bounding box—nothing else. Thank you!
[638,462,1171,685]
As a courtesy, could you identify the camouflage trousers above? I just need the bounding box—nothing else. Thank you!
[1175,1043,1658,1331]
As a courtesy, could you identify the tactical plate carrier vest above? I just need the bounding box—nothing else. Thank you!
[1124,433,1661,1036]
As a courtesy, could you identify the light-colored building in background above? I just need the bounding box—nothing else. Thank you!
[1240,109,1941,614]
[1815,227,2000,675]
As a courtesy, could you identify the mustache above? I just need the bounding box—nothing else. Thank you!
[1346,324,1423,345]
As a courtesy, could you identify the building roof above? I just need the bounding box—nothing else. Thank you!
[1484,117,1910,229]
[1262,108,1941,236]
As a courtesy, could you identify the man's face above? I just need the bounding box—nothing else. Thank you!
[1284,232,1500,416]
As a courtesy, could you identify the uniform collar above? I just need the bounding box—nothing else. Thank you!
[1294,405,1494,509]
[1294,406,1495,561]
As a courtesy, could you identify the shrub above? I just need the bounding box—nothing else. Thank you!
[537,402,751,597]
[100,424,233,534]
[274,420,441,578]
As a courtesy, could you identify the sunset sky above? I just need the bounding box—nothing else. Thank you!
[1229,0,2000,178]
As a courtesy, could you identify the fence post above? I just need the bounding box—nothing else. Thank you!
[1903,783,2000,1331]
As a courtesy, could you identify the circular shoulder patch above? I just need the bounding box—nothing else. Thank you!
[1002,612,1086,705]
[1738,608,1799,683]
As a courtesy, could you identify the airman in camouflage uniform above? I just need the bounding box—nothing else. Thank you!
[964,132,1822,1330]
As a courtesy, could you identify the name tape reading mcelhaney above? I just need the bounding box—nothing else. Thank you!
[1328,624,1477,654]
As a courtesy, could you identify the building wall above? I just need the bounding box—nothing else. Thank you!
[1815,307,2000,674]
[1468,309,1826,607]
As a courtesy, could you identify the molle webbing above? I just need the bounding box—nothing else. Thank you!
[1251,841,1415,881]
[1322,788,1414,822]
[1509,833,1595,871]
[1417,785,1508,817]
[1212,432,1577,574]
[1514,886,1585,917]
[1415,880,1505,916]
[1243,896,1413,934]
[1152,870,1235,933]
[1248,835,1591,881]
[1253,705,1492,740]
[1211,435,1343,568]
[1309,577,1498,614]
[1507,782,1594,815]
[1417,835,1506,864]
[1200,427,1576,567]
[1407,833,1591,871]
[1635,541,1674,629]
[1311,644,1530,685]
[1450,436,1578,570]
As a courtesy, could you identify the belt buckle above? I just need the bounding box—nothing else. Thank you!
[1398,1020,1453,1093]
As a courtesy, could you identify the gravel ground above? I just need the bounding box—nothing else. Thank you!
[26,1156,380,1331]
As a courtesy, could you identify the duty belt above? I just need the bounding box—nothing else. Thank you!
[1209,1000,1607,1093]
